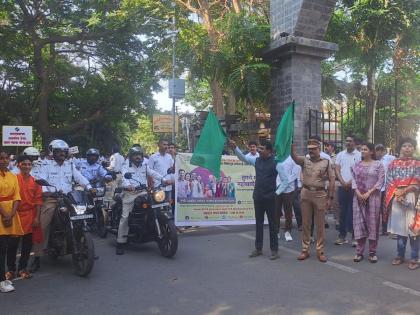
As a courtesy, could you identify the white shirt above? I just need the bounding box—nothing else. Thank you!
[148,152,174,192]
[245,152,260,159]
[38,160,91,193]
[380,153,396,191]
[335,149,362,183]
[109,152,125,172]
[121,162,163,188]
[276,156,301,193]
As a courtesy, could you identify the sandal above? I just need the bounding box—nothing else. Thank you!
[369,254,378,263]
[408,260,419,270]
[18,270,32,279]
[391,257,404,265]
[353,254,364,262]
[5,271,15,281]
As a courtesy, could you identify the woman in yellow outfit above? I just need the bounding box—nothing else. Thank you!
[0,149,23,293]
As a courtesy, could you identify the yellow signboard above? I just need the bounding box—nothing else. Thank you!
[153,115,179,133]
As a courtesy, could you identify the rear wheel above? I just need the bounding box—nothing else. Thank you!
[72,232,95,277]
[157,217,178,258]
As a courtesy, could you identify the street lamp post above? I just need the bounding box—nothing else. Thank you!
[171,15,176,144]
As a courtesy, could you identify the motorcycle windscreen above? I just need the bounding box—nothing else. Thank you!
[67,190,88,205]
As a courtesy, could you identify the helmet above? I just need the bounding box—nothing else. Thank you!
[128,146,144,157]
[23,147,40,157]
[48,139,69,153]
[86,148,100,157]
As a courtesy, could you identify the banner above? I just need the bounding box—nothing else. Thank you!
[68,146,79,154]
[153,114,179,133]
[2,126,33,146]
[175,153,257,226]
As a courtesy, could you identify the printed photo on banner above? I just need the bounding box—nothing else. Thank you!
[175,153,257,226]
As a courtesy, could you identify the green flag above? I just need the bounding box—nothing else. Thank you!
[274,101,295,162]
[190,110,227,179]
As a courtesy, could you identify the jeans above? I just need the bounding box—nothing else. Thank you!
[338,187,354,238]
[0,235,10,282]
[254,198,278,252]
[292,189,302,227]
[397,235,419,260]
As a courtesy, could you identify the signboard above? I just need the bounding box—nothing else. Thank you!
[2,126,33,146]
[68,146,79,154]
[153,115,179,133]
[168,78,185,99]
[175,153,257,226]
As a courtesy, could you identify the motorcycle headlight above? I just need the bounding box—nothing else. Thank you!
[74,205,87,214]
[153,190,166,203]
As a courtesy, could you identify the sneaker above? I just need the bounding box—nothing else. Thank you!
[0,280,15,293]
[284,231,293,242]
[334,238,348,245]
[269,251,279,260]
[249,249,262,258]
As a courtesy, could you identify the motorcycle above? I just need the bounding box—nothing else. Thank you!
[105,172,178,258]
[86,178,108,238]
[35,179,96,277]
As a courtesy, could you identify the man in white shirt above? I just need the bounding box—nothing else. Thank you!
[148,139,174,201]
[108,146,125,185]
[275,156,302,241]
[334,135,362,245]
[375,144,396,235]
[245,140,260,159]
[31,139,92,272]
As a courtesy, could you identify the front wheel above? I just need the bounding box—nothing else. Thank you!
[72,232,95,277]
[157,217,178,258]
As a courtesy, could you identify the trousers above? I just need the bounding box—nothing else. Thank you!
[301,188,327,253]
[33,198,58,256]
[275,191,295,232]
[117,191,142,243]
[7,233,33,271]
[254,198,278,252]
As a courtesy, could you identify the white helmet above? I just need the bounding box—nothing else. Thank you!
[23,147,40,157]
[48,139,69,153]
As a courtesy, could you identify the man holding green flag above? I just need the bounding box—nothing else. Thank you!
[190,111,227,179]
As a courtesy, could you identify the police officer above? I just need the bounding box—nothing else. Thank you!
[117,147,169,255]
[22,146,47,179]
[291,139,335,263]
[79,148,112,184]
[30,140,93,272]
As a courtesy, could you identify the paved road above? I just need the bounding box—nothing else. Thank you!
[2,222,420,315]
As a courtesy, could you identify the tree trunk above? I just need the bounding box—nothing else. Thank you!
[210,79,225,116]
[366,67,378,142]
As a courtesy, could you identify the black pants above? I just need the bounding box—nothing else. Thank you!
[292,188,303,227]
[0,235,9,281]
[254,198,278,252]
[7,234,33,272]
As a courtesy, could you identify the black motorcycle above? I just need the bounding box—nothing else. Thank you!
[36,180,95,277]
[86,178,108,238]
[105,173,178,258]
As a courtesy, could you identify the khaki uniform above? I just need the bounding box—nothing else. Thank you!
[300,156,334,254]
[33,198,58,256]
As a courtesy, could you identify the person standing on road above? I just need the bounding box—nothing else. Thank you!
[351,143,384,263]
[291,139,335,263]
[0,150,22,293]
[335,135,362,246]
[30,140,92,272]
[6,156,42,280]
[375,144,396,235]
[148,139,174,202]
[275,155,302,242]
[229,139,288,260]
[386,138,420,270]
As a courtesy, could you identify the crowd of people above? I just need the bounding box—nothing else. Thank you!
[230,135,419,266]
[0,134,418,294]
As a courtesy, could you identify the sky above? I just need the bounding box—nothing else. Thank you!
[153,79,195,114]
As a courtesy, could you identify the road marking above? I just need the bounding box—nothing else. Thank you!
[237,232,360,274]
[382,281,420,297]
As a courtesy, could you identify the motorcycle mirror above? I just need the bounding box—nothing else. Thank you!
[124,172,133,179]
[35,179,50,186]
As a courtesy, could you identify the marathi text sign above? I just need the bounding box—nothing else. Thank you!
[153,114,179,133]
[2,126,33,146]
[175,153,256,226]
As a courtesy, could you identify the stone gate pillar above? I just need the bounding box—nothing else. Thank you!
[267,0,338,153]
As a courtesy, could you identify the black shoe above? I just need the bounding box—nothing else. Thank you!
[29,257,40,273]
[116,243,125,255]
[249,249,262,258]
